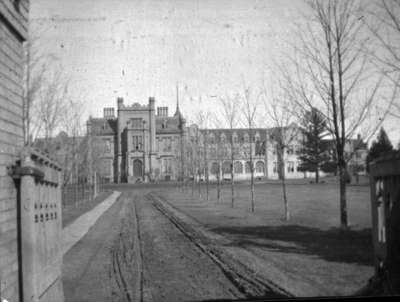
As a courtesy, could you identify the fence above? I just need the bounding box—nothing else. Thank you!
[369,151,400,294]
[10,147,64,301]
[61,176,107,208]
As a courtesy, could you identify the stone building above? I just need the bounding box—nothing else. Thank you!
[0,0,29,300]
[89,101,319,183]
[88,98,369,184]
[87,97,186,183]
[193,123,308,181]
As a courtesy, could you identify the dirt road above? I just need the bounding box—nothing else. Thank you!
[63,194,125,302]
[63,189,243,301]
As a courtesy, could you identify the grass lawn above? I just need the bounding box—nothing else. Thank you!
[174,181,371,230]
[62,191,112,227]
[154,181,374,296]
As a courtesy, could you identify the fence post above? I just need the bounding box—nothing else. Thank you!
[369,151,400,294]
[11,148,64,301]
[19,150,39,301]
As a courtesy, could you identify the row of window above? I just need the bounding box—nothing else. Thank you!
[272,145,301,155]
[157,137,173,152]
[131,118,144,128]
[102,136,302,159]
[208,135,260,144]
[133,135,143,151]
[103,136,178,153]
[101,158,305,178]
[209,161,265,174]
[273,161,301,174]
[195,140,297,156]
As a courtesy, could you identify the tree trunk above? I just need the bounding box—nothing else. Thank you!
[250,167,255,212]
[217,171,221,202]
[231,175,234,207]
[198,171,202,198]
[230,140,235,208]
[206,166,209,201]
[279,148,289,220]
[191,174,195,196]
[338,164,348,228]
[250,134,255,212]
[282,175,289,221]
[315,168,319,183]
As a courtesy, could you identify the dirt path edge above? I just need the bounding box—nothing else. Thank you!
[147,192,294,299]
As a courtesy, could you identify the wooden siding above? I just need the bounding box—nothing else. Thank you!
[0,0,28,301]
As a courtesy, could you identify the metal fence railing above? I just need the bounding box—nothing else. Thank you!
[61,178,107,208]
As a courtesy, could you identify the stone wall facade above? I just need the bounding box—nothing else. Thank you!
[88,97,186,183]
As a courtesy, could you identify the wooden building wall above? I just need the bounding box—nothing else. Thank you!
[0,0,29,300]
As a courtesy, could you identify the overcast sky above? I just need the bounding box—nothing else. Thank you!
[30,0,399,144]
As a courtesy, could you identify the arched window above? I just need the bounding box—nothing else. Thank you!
[209,147,216,158]
[211,162,220,175]
[256,161,265,173]
[245,161,251,173]
[233,132,238,144]
[220,133,226,143]
[234,161,243,174]
[222,161,231,174]
[209,133,215,144]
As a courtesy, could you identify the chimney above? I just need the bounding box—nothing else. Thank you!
[149,96,155,110]
[117,97,124,109]
[157,106,168,117]
[104,107,115,119]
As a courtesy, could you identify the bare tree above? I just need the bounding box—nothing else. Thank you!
[209,122,228,203]
[196,111,212,201]
[240,81,261,212]
[213,142,223,203]
[281,0,388,228]
[185,129,197,196]
[23,25,63,146]
[189,124,203,198]
[366,0,400,119]
[60,98,87,185]
[218,94,241,208]
[30,69,70,150]
[264,84,298,221]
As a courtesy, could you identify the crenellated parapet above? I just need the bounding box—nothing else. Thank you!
[118,99,150,111]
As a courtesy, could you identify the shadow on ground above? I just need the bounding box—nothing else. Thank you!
[212,225,373,266]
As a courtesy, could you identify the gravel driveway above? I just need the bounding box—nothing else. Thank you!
[63,188,243,301]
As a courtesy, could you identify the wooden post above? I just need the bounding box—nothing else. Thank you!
[19,151,39,302]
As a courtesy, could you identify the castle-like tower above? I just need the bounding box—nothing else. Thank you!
[87,97,186,183]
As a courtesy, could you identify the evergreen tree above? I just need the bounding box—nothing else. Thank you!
[366,127,393,172]
[298,108,329,183]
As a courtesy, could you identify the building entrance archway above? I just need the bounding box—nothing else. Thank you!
[133,159,143,178]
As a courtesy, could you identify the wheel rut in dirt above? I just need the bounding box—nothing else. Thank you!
[147,192,293,300]
[133,191,243,302]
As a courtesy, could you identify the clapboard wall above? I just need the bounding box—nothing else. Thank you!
[0,0,29,301]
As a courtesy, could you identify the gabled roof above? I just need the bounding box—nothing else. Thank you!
[156,115,185,134]
[89,118,117,136]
